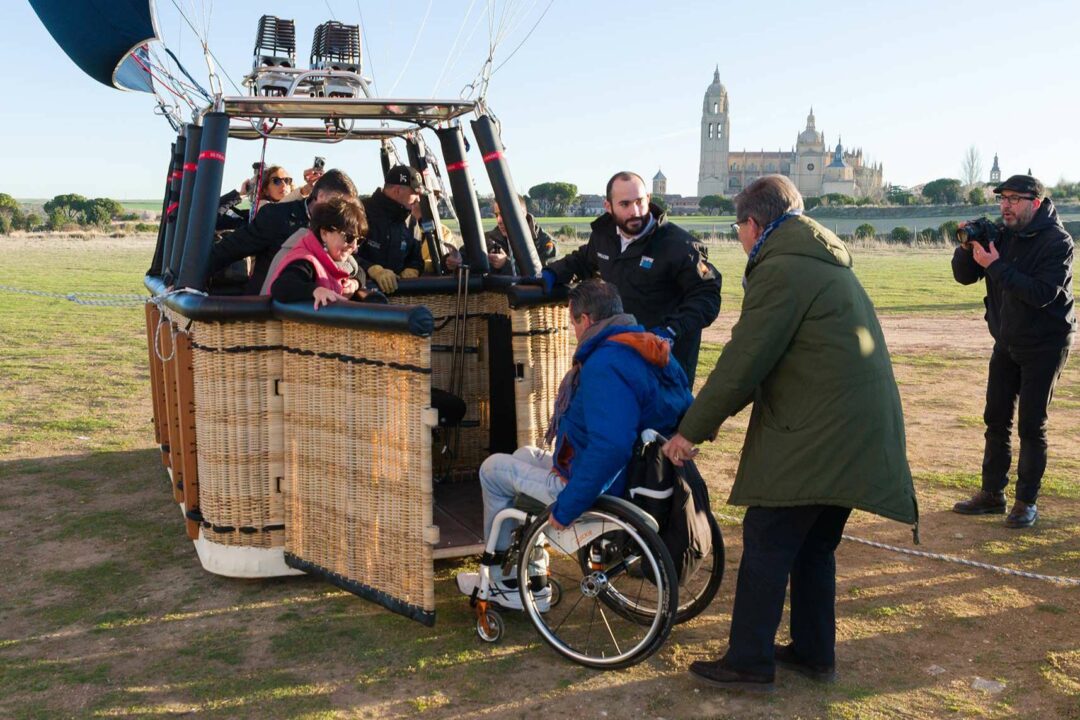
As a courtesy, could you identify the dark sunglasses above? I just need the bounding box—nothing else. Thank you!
[328,228,359,245]
[271,176,293,186]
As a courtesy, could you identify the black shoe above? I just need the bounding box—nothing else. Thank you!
[952,490,1007,515]
[688,659,774,692]
[774,643,836,682]
[1005,501,1037,528]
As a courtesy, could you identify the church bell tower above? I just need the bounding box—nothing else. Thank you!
[698,67,730,197]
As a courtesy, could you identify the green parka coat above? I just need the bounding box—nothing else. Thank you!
[679,215,918,525]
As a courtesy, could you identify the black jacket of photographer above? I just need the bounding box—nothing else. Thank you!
[472,214,557,276]
[545,204,722,378]
[952,198,1076,348]
[209,197,310,294]
[357,189,423,275]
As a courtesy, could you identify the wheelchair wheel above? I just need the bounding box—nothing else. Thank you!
[673,512,724,624]
[516,496,677,670]
[476,608,504,643]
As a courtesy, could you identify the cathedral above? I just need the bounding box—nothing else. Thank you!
[697,68,884,200]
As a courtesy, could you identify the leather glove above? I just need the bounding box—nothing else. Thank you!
[400,268,420,279]
[367,265,399,294]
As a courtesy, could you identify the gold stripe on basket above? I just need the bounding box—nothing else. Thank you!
[511,303,571,449]
[190,318,285,549]
[281,321,434,614]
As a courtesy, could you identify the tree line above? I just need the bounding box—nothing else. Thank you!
[0,193,143,234]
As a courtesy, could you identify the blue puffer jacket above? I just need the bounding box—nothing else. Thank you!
[550,323,694,525]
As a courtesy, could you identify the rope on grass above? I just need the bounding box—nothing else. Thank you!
[0,284,146,307]
[715,512,1080,587]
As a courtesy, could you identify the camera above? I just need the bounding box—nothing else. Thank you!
[313,156,325,172]
[957,217,1000,250]
[252,161,264,174]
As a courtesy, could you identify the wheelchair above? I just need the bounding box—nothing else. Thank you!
[466,436,725,669]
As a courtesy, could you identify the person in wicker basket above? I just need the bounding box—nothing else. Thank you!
[267,196,372,309]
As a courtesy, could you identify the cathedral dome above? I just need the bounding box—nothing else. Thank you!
[797,107,823,145]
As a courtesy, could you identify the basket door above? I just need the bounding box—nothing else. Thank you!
[280,321,438,626]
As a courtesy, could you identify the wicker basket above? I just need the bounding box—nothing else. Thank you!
[188,317,285,549]
[281,321,435,621]
[511,303,571,448]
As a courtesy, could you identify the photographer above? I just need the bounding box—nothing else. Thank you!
[952,174,1075,528]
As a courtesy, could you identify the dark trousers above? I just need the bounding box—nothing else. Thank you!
[723,505,852,677]
[982,342,1070,504]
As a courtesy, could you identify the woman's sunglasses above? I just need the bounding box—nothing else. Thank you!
[271,176,293,186]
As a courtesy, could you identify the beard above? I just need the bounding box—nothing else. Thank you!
[617,214,648,236]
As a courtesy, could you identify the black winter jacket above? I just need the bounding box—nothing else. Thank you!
[952,198,1075,348]
[475,214,557,275]
[358,189,423,275]
[209,197,310,294]
[546,204,722,380]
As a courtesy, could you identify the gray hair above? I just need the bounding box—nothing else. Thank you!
[735,174,804,226]
[568,279,623,321]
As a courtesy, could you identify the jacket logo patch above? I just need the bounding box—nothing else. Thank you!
[597,252,610,260]
[368,240,382,249]
[640,256,654,269]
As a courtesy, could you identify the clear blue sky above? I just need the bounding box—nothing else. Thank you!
[3,0,1077,200]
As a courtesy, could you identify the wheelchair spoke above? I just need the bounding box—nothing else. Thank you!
[596,603,623,657]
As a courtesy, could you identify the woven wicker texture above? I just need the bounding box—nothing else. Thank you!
[392,292,502,468]
[281,321,434,614]
[189,318,285,549]
[511,304,571,449]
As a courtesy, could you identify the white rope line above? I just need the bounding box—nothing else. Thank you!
[715,512,1080,587]
[0,285,146,307]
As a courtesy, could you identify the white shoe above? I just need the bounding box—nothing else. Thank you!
[456,571,480,596]
[455,570,550,612]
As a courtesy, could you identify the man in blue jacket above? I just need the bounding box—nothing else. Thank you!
[456,279,693,609]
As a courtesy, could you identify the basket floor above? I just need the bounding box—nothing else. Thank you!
[433,477,485,556]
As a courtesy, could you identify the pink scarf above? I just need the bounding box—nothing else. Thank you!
[266,230,350,294]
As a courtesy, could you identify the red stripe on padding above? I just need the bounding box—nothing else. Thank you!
[446,160,468,172]
[482,151,503,163]
[166,202,179,215]
[183,163,197,172]
[199,150,226,162]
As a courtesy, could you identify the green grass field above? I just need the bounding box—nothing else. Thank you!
[1,238,1076,719]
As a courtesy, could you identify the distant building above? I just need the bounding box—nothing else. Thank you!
[697,67,883,199]
[652,169,668,196]
[990,153,1001,184]
[576,193,606,216]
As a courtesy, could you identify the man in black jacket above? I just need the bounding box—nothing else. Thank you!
[542,171,722,382]
[951,174,1075,528]
[209,169,358,294]
[358,165,425,294]
[476,195,557,275]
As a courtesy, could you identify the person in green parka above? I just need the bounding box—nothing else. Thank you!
[662,174,918,692]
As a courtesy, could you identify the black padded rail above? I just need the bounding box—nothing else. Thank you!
[145,275,275,321]
[394,275,485,296]
[146,276,433,335]
[505,283,570,309]
[284,552,436,627]
[272,299,434,336]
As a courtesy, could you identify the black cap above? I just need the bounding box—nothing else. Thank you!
[385,165,423,192]
[993,174,1044,199]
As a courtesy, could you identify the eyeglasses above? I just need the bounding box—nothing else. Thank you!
[328,228,358,246]
[997,194,1034,206]
[271,176,293,186]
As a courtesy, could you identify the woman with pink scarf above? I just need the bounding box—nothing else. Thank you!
[268,196,371,309]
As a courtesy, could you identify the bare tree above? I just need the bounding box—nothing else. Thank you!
[961,146,984,187]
